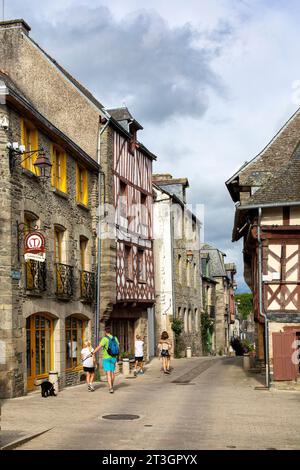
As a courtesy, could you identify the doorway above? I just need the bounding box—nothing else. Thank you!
[26,313,54,390]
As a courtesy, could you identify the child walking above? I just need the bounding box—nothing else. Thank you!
[158,331,172,374]
[81,340,95,391]
[134,335,145,376]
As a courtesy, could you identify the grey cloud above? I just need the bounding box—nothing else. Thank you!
[17,4,228,123]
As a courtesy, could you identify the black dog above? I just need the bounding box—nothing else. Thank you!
[38,380,57,397]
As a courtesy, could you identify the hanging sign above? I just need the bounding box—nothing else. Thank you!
[24,231,46,262]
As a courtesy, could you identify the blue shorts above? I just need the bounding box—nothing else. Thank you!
[102,357,117,372]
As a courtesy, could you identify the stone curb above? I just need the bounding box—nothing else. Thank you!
[0,428,53,450]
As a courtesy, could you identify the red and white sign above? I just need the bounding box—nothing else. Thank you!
[24,231,46,262]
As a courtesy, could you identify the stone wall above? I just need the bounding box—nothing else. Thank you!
[0,104,98,397]
[0,21,101,159]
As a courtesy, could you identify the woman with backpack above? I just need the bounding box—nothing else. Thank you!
[157,331,172,374]
[92,325,119,393]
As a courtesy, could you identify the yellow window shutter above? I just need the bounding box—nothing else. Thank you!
[83,169,88,205]
[51,144,56,187]
[32,129,39,175]
[76,163,80,202]
[20,119,26,169]
[61,152,67,193]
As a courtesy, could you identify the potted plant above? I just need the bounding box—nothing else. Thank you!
[241,339,255,370]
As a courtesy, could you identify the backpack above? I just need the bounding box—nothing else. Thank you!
[107,336,119,357]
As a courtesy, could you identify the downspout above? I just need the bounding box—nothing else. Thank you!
[95,116,111,346]
[257,207,270,388]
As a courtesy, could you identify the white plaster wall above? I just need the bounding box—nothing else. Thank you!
[153,187,174,338]
[261,207,283,225]
[290,207,300,225]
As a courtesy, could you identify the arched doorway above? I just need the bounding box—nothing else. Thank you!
[26,313,54,390]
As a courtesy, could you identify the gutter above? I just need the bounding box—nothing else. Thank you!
[95,117,111,347]
[257,207,270,389]
[237,201,300,210]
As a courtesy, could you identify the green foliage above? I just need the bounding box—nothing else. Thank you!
[241,338,255,353]
[235,293,253,320]
[171,318,184,358]
[120,351,133,359]
[201,311,214,355]
[171,318,183,337]
[230,337,255,355]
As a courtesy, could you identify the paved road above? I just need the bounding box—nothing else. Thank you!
[2,356,300,450]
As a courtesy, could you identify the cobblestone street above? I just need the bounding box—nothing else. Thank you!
[1,356,300,450]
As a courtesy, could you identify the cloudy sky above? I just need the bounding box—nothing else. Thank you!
[5,0,300,291]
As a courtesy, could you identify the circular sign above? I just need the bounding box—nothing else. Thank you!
[24,231,45,254]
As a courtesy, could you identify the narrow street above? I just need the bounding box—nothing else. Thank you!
[2,357,300,450]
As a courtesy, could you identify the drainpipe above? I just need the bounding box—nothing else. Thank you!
[95,116,111,346]
[257,207,270,388]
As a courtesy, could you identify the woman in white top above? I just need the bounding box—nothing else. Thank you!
[134,335,145,376]
[81,340,95,391]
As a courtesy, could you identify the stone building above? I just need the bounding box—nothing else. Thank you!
[226,103,300,382]
[0,71,99,397]
[153,175,203,357]
[99,107,156,359]
[0,18,110,397]
[200,245,236,355]
[200,251,217,354]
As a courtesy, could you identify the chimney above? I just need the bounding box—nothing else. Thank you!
[152,174,173,182]
[0,19,31,36]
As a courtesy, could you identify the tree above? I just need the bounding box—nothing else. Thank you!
[235,293,253,320]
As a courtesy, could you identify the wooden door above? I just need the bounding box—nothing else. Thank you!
[110,319,135,355]
[26,314,54,390]
[272,331,298,381]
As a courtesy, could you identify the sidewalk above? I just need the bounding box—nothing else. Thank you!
[0,356,216,450]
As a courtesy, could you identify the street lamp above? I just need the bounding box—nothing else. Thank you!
[186,250,194,263]
[7,142,52,182]
[33,151,52,180]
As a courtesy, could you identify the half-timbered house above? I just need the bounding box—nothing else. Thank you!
[226,109,300,383]
[100,108,156,359]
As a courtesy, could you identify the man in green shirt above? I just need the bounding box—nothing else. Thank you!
[92,325,119,393]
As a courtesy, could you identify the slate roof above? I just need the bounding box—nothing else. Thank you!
[247,154,300,206]
[200,244,227,277]
[106,107,143,130]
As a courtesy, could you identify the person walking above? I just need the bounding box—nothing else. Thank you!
[81,340,95,391]
[158,331,172,374]
[92,325,119,394]
[134,335,145,376]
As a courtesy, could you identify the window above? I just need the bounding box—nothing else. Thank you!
[51,144,67,192]
[80,237,88,271]
[128,128,137,155]
[65,316,87,369]
[188,309,192,332]
[21,118,39,173]
[124,245,133,280]
[187,260,190,287]
[54,227,64,263]
[138,249,146,282]
[195,308,199,331]
[24,212,38,234]
[184,308,188,332]
[119,181,127,218]
[193,263,197,288]
[178,255,182,284]
[80,236,88,293]
[178,307,181,319]
[24,212,38,290]
[76,163,88,206]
